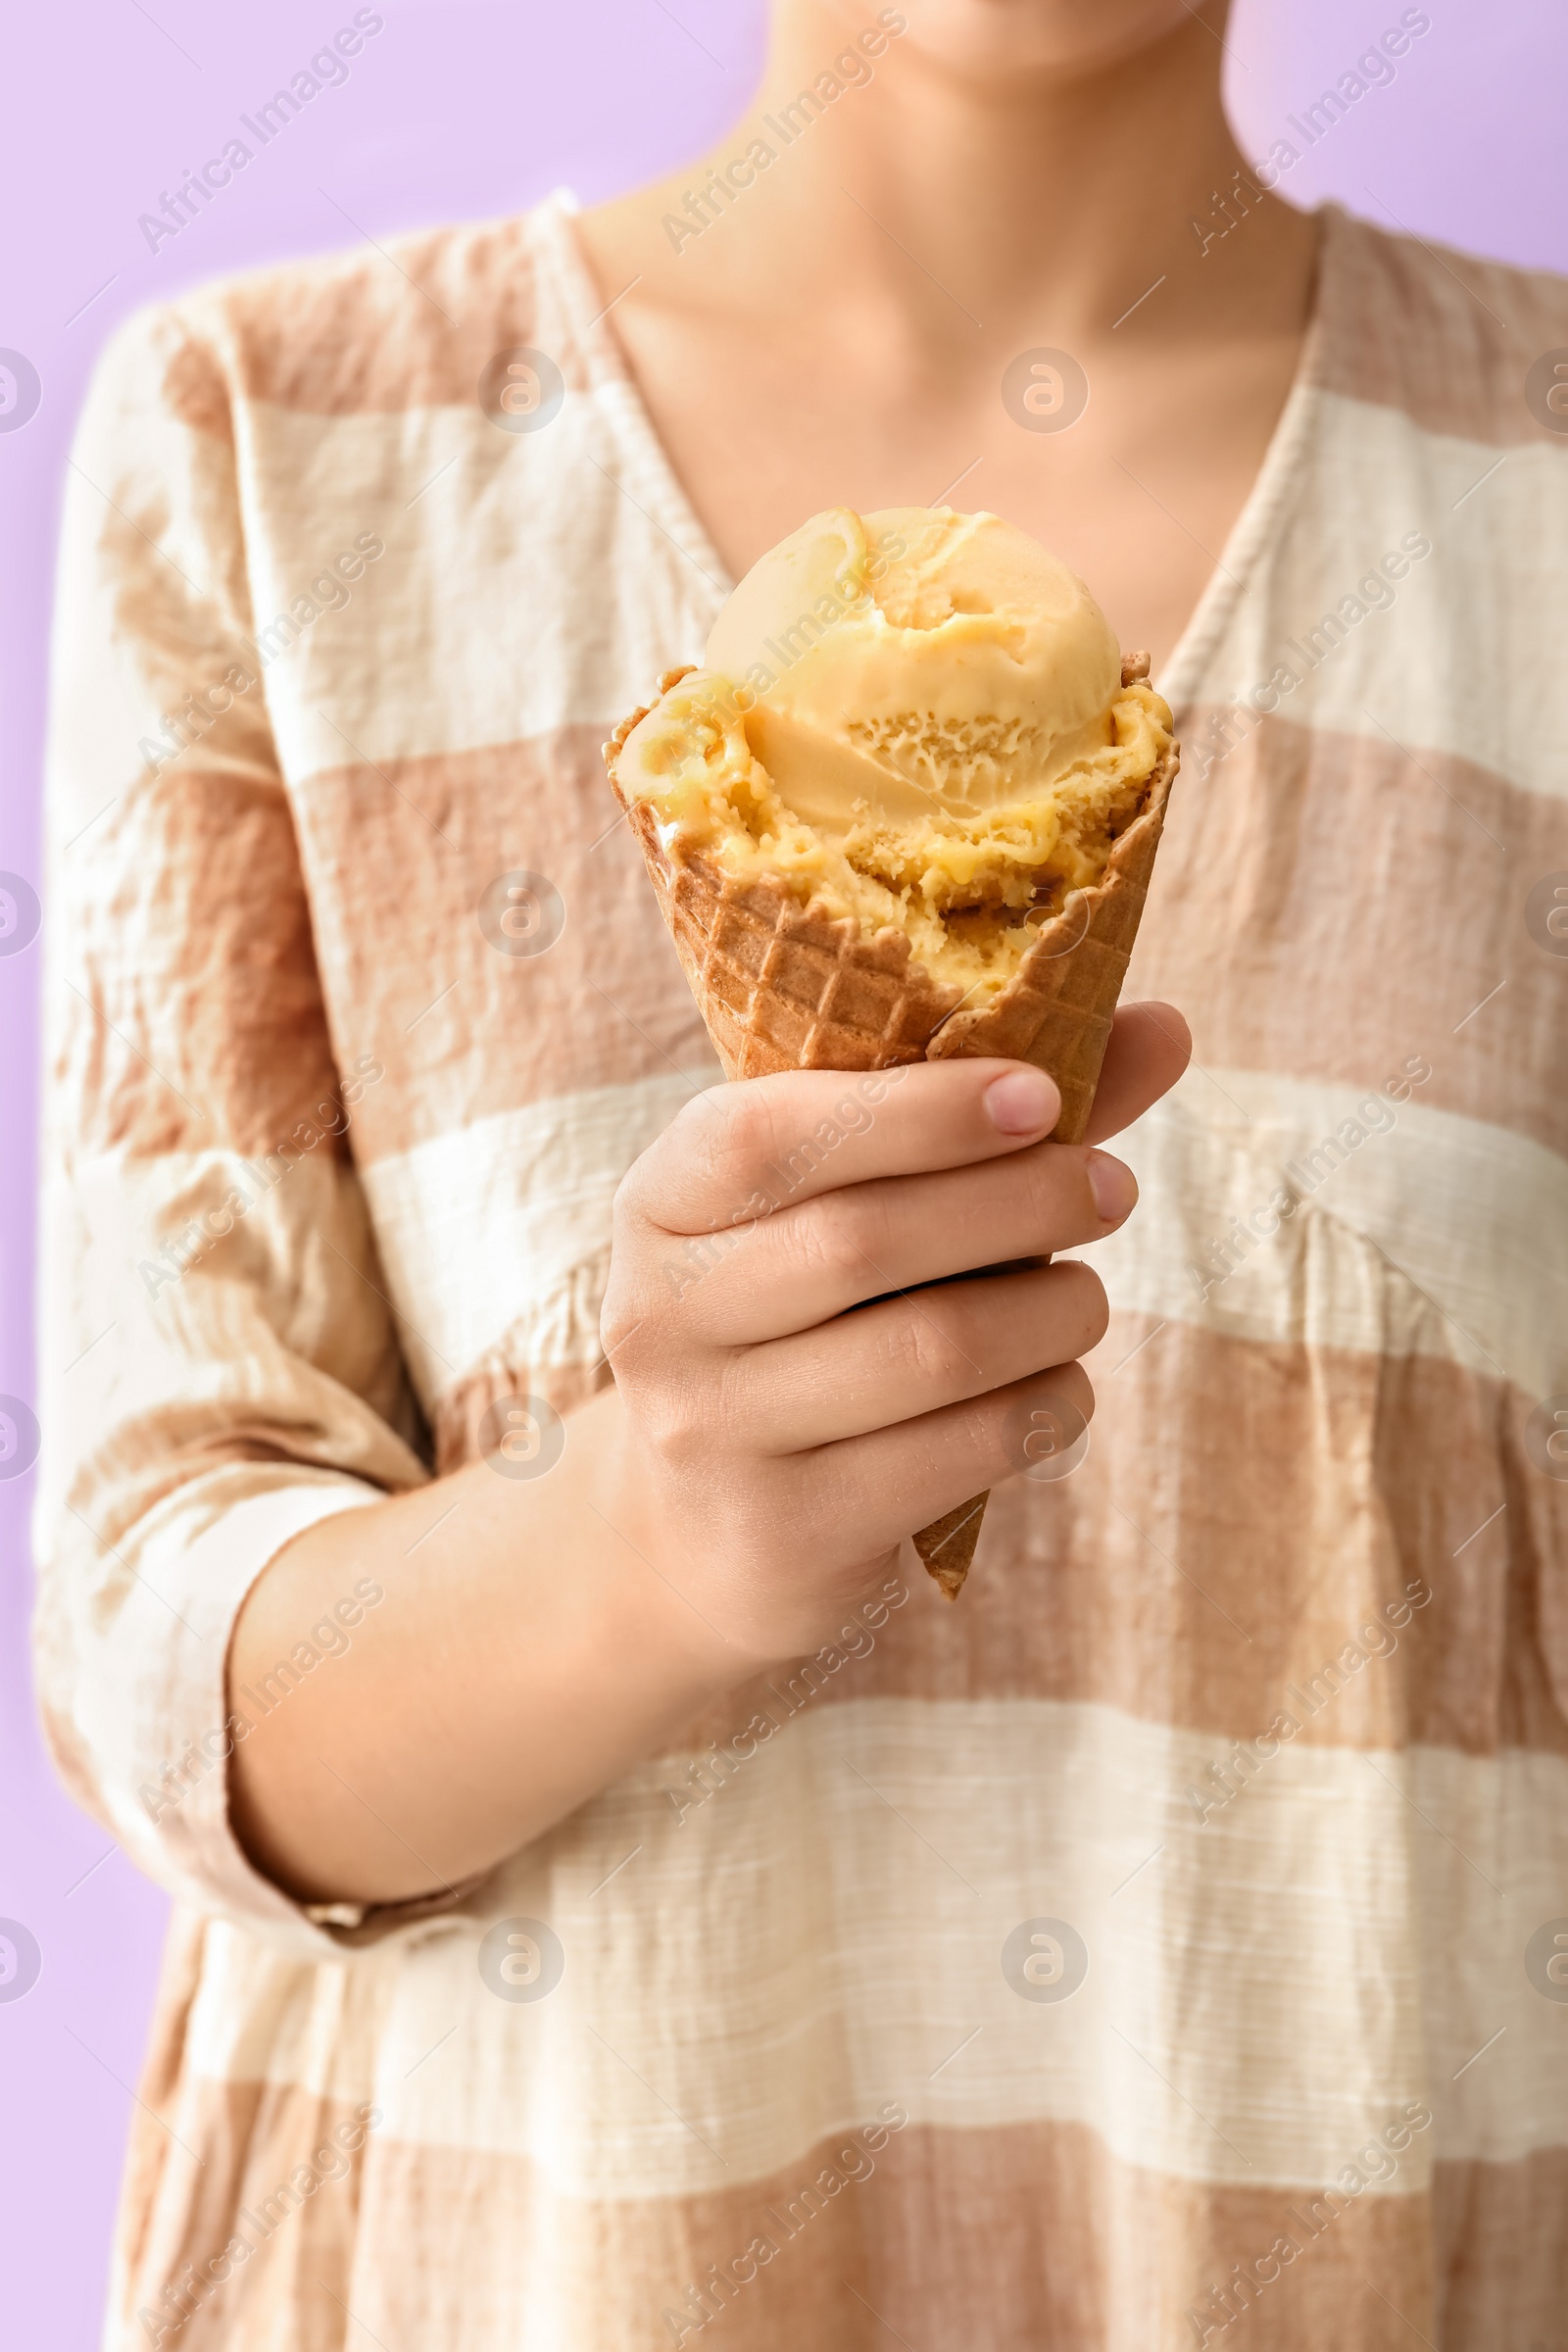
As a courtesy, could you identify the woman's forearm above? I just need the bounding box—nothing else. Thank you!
[225,1385,744,1906]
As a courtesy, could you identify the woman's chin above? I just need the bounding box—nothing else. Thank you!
[820,0,1206,84]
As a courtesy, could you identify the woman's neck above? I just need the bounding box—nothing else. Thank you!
[574,0,1318,659]
[633,0,1290,355]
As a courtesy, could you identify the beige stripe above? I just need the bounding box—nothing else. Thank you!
[345,2120,1449,2352]
[1433,2148,1568,2344]
[184,210,558,418]
[53,761,338,1161]
[113,2079,1568,2352]
[1135,713,1568,1161]
[289,729,718,1165]
[111,2100,1453,2352]
[668,1319,1568,1758]
[1320,207,1568,454]
[176,199,1568,459]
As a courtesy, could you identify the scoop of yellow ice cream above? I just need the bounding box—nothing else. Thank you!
[705,505,1123,831]
[613,506,1171,1007]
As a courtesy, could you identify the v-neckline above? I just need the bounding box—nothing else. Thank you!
[541,187,1334,692]
[538,189,735,616]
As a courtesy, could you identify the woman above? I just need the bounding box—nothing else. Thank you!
[41,0,1568,2344]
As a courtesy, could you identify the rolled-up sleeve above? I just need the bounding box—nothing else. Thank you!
[35,301,433,1957]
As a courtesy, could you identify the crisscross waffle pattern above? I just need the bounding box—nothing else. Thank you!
[631,833,964,1079]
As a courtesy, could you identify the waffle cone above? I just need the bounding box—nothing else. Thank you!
[605,659,1178,1599]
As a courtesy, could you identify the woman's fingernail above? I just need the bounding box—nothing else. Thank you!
[983,1068,1059,1136]
[1087,1151,1137,1223]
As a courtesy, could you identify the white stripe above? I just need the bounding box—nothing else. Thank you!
[248,376,1568,800]
[1172,386,1568,803]
[1092,1067,1568,1396]
[239,344,1568,804]
[360,1059,1567,1413]
[243,384,727,780]
[260,386,1568,802]
[182,1694,1568,2198]
[360,1069,717,1408]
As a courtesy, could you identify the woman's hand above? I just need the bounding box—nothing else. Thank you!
[228,1002,1188,1904]
[596,1002,1192,1665]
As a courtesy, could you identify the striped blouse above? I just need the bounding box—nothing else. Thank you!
[39,191,1568,2349]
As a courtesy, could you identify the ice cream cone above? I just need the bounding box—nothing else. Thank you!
[605,657,1178,1601]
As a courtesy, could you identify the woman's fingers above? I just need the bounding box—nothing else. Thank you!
[662,1139,1134,1344]
[790,1362,1099,1562]
[725,1259,1108,1453]
[621,1004,1186,1259]
[621,1057,1061,1238]
[1083,1001,1192,1143]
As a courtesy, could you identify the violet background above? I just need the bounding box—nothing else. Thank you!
[1,0,1564,2334]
